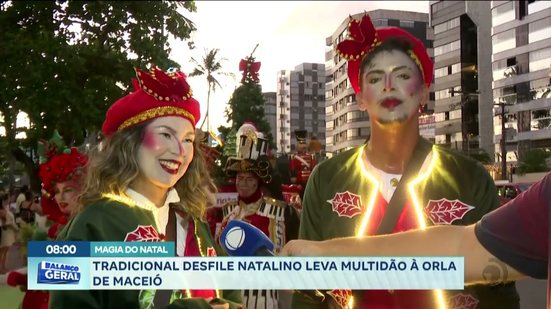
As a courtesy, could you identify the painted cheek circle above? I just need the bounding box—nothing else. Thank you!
[406,82,419,98]
[143,130,165,152]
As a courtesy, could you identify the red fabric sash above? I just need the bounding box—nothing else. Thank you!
[358,192,437,309]
[183,219,217,299]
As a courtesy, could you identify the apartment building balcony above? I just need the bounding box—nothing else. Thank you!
[327,136,367,154]
[493,67,551,89]
[504,97,551,114]
[434,96,462,113]
[433,73,461,91]
[495,128,551,144]
[332,99,359,119]
[325,49,333,62]
[435,118,462,135]
[331,118,369,134]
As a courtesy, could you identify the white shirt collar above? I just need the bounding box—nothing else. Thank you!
[360,146,434,202]
[125,188,180,235]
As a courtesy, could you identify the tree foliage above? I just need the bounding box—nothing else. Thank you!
[225,83,272,145]
[465,149,493,165]
[516,148,550,175]
[0,1,197,190]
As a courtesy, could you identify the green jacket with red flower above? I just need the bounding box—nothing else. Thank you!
[50,198,242,309]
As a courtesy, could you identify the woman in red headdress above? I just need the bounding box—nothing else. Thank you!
[49,66,243,309]
[0,136,88,309]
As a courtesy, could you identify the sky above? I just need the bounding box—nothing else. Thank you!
[169,1,429,132]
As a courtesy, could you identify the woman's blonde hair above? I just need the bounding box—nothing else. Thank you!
[77,120,216,219]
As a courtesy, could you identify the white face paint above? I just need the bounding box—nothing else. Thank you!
[357,50,426,125]
[135,116,195,191]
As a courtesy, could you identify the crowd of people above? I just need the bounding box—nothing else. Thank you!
[0,185,42,248]
[0,11,548,309]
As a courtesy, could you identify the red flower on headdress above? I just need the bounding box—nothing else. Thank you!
[336,15,378,61]
[135,66,193,102]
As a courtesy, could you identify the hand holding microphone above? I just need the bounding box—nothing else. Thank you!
[219,220,326,302]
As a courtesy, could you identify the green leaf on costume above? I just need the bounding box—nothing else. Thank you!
[50,130,65,152]
[138,289,155,309]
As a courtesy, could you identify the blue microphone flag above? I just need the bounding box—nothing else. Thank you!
[220,220,274,256]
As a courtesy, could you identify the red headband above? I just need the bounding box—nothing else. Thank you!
[336,14,433,94]
[101,66,200,136]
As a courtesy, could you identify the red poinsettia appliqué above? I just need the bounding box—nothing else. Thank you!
[327,191,363,218]
[448,293,479,309]
[424,199,475,225]
[124,225,163,242]
[206,247,217,257]
[327,289,353,309]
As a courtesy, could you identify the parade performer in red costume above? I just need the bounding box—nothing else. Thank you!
[50,66,242,309]
[289,130,316,188]
[291,13,519,309]
[284,130,317,211]
[211,122,299,309]
[0,132,88,309]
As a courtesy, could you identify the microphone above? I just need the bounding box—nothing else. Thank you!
[220,220,274,256]
[219,220,326,302]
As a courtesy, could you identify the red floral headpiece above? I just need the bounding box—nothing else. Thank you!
[336,14,433,94]
[101,66,201,136]
[39,147,88,196]
[38,147,88,223]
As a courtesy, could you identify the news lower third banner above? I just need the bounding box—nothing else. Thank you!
[28,241,464,290]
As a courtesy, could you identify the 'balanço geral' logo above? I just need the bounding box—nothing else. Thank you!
[37,261,81,284]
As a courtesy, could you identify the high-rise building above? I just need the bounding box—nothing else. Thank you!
[262,92,277,147]
[276,63,326,154]
[430,1,494,156]
[490,0,551,165]
[325,10,433,155]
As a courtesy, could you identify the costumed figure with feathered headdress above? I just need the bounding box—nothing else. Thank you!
[208,122,300,309]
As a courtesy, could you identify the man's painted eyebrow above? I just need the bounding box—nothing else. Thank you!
[366,66,411,75]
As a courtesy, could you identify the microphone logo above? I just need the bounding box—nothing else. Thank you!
[224,226,246,250]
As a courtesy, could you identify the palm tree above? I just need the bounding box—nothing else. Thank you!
[189,48,232,132]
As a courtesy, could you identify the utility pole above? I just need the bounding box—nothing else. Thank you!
[448,89,479,153]
[494,102,508,180]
